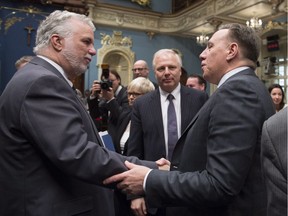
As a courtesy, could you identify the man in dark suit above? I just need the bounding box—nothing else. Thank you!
[0,10,159,216]
[127,49,208,215]
[128,49,208,161]
[104,23,275,216]
[261,107,287,216]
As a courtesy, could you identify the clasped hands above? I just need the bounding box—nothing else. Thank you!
[103,158,170,195]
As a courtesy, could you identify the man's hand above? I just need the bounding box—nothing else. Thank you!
[156,158,170,170]
[90,80,101,96]
[101,88,115,101]
[103,161,150,196]
[131,198,147,216]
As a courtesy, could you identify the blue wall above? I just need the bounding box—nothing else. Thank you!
[88,26,205,88]
[0,0,61,93]
[0,0,206,94]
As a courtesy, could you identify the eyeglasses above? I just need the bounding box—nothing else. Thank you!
[128,92,143,97]
[156,66,178,72]
[132,68,147,72]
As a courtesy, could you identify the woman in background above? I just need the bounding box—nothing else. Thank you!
[109,77,155,216]
[268,84,287,112]
[109,77,155,155]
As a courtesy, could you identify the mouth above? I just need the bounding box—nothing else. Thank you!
[163,79,173,83]
[84,57,91,64]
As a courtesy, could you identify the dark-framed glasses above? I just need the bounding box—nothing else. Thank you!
[128,92,143,97]
[132,68,147,72]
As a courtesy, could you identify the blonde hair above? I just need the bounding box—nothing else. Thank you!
[128,77,155,93]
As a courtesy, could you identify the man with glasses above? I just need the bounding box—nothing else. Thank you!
[133,60,158,88]
[88,70,128,132]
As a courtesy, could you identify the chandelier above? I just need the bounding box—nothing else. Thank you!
[196,33,209,46]
[246,16,263,31]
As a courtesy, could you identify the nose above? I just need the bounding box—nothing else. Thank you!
[89,46,96,56]
[199,51,205,60]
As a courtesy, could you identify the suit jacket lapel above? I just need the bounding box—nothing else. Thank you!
[31,57,103,147]
[151,89,165,143]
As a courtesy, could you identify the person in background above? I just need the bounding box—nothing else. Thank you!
[127,49,208,216]
[186,73,207,91]
[132,60,158,88]
[87,70,128,132]
[15,55,34,70]
[104,23,276,216]
[109,77,155,155]
[0,10,162,216]
[268,83,287,112]
[261,107,287,216]
[83,88,91,111]
[109,77,155,216]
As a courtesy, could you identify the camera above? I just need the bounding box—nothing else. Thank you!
[100,64,112,91]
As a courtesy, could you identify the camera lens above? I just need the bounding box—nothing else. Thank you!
[100,80,112,90]
[101,82,109,90]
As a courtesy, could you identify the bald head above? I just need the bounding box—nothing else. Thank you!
[132,60,149,78]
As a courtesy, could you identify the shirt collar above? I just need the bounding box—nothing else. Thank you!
[115,85,123,96]
[159,83,181,99]
[218,66,249,88]
[37,55,73,87]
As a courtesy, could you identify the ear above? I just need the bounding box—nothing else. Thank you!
[226,43,238,61]
[51,34,63,51]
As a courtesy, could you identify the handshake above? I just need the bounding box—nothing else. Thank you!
[103,158,170,196]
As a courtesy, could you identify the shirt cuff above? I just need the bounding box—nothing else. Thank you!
[143,169,153,192]
[107,97,115,103]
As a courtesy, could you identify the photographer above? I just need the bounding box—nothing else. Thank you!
[87,69,128,133]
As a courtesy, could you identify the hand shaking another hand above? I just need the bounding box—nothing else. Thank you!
[103,161,150,196]
[103,158,170,195]
[156,157,170,171]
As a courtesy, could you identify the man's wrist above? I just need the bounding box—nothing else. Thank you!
[143,169,153,192]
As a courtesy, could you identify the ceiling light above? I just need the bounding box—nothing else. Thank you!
[196,33,209,46]
[246,16,263,31]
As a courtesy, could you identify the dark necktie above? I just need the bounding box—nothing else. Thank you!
[167,94,178,160]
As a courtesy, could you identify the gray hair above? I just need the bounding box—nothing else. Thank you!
[218,23,261,67]
[128,77,155,93]
[33,10,95,54]
[152,49,182,69]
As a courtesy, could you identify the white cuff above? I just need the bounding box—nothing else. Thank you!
[143,169,153,192]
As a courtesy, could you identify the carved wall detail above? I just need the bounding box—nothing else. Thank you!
[89,0,285,37]
[97,31,135,86]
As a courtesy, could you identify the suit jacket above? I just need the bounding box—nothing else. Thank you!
[261,107,287,216]
[145,69,275,216]
[127,86,208,161]
[0,57,155,216]
[109,105,132,154]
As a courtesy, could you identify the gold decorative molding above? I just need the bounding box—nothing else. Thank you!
[100,31,133,47]
[131,0,151,7]
[97,31,135,86]
[4,17,24,34]
[146,31,155,40]
[1,5,47,16]
[91,0,286,37]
